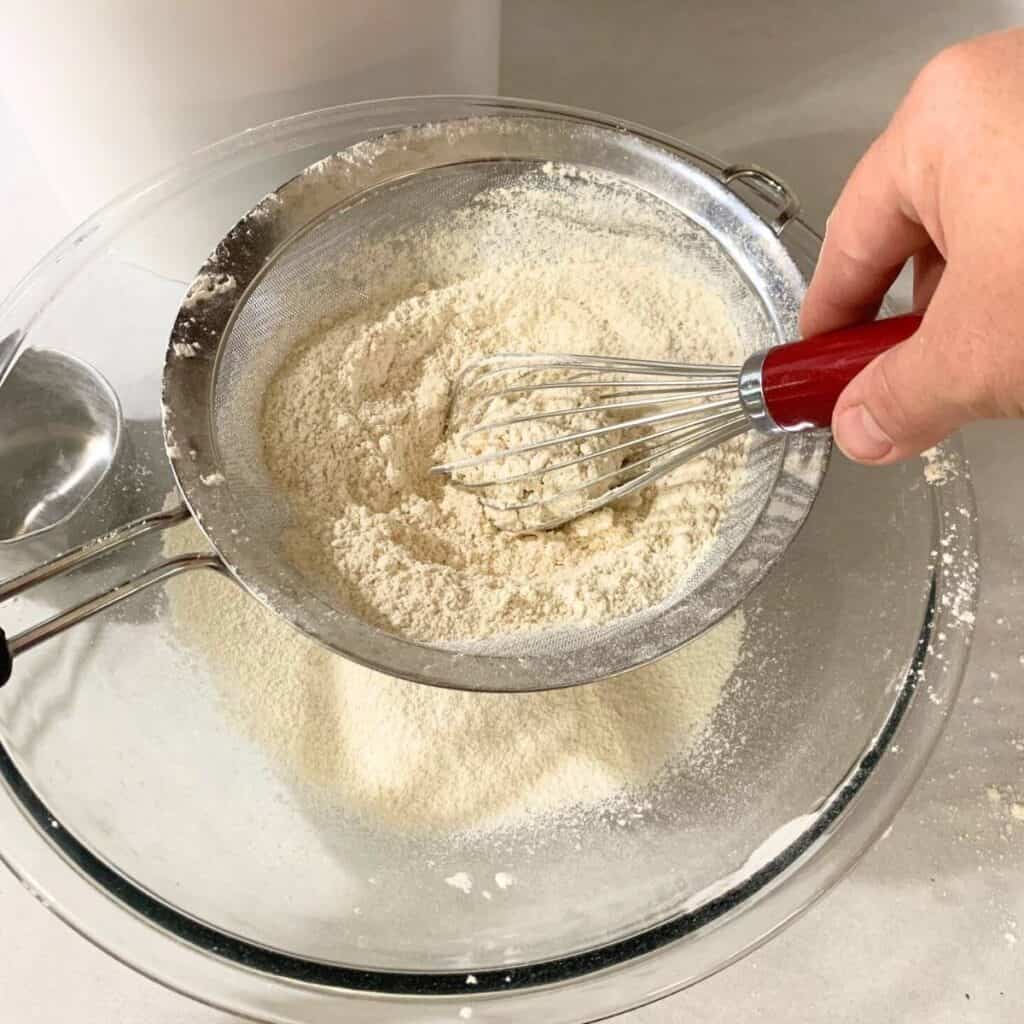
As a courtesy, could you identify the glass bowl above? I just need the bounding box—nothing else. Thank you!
[0,98,977,1024]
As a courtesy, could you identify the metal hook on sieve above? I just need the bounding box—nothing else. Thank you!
[721,165,800,237]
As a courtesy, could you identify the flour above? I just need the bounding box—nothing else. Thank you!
[260,165,753,643]
[444,376,636,531]
[165,522,745,834]
[181,271,236,309]
[922,446,953,485]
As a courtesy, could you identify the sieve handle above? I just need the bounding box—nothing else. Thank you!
[756,314,924,431]
[0,506,223,686]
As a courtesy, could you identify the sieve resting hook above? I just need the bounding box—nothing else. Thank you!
[721,165,800,237]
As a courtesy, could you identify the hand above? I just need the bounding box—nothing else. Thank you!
[800,28,1024,464]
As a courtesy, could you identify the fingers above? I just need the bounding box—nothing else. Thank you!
[831,269,1000,462]
[800,131,932,338]
[912,244,945,312]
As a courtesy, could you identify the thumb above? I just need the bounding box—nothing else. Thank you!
[831,276,994,463]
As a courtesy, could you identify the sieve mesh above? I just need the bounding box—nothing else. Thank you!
[164,115,827,691]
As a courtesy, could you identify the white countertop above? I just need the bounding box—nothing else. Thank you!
[3,2,1024,1020]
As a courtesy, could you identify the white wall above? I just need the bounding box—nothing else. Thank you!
[500,0,1024,226]
[0,0,501,295]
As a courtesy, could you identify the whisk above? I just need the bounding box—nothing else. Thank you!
[433,314,923,531]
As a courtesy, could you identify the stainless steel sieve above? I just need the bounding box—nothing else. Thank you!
[0,111,829,692]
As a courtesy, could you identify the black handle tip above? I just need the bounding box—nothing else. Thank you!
[0,628,11,687]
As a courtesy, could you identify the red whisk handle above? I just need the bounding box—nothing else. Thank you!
[743,314,924,431]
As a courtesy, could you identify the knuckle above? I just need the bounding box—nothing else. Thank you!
[898,45,982,196]
[911,41,984,103]
[900,43,987,182]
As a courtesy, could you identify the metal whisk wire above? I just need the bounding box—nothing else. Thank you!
[432,353,750,531]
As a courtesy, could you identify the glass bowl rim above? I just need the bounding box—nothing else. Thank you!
[0,95,978,1024]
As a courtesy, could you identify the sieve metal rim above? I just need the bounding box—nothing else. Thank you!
[157,112,829,693]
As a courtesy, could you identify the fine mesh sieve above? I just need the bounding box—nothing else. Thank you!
[1,113,829,693]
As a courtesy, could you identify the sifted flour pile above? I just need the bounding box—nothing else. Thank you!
[166,521,745,834]
[260,165,753,644]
